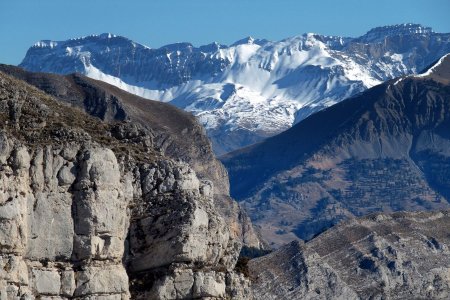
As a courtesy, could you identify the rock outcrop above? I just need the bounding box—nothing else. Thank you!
[249,210,450,299]
[0,64,265,252]
[0,72,252,298]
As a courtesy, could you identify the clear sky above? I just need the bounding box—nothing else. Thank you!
[1,0,449,65]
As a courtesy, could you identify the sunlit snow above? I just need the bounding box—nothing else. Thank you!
[21,24,447,151]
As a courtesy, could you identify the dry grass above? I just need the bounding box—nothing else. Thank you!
[0,71,160,164]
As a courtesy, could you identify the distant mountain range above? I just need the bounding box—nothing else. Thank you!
[222,53,450,246]
[20,24,450,154]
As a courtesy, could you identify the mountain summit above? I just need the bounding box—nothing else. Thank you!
[20,24,450,153]
[358,23,434,42]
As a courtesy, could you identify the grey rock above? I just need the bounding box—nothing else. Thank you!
[0,255,28,285]
[149,268,195,299]
[60,270,75,297]
[56,162,75,186]
[10,147,30,172]
[74,265,129,297]
[26,192,74,260]
[32,269,61,295]
[200,180,214,198]
[145,268,230,300]
[250,211,450,299]
[128,162,236,272]
[0,65,265,251]
[226,272,254,300]
[0,133,11,165]
[192,271,226,298]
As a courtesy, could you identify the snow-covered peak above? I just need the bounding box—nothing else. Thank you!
[275,33,349,51]
[305,32,318,38]
[359,24,433,42]
[199,42,227,52]
[231,36,269,47]
[158,42,194,52]
[32,33,140,52]
[91,33,118,40]
[231,36,255,46]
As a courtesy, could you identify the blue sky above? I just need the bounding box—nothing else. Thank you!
[1,0,449,65]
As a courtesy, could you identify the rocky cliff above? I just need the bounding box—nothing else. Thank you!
[249,210,450,299]
[0,71,253,298]
[0,64,264,252]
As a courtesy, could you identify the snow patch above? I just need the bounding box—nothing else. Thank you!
[393,78,403,86]
[33,41,58,48]
[415,53,450,77]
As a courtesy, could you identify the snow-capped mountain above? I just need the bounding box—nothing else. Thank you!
[20,24,450,154]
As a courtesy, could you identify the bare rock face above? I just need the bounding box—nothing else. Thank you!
[125,160,244,298]
[0,64,265,251]
[0,72,251,299]
[249,211,450,299]
[0,141,130,299]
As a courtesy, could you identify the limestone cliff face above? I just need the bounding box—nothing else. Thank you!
[0,64,264,251]
[0,142,130,298]
[0,72,252,299]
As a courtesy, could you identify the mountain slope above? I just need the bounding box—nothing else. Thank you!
[249,210,450,299]
[222,53,450,246]
[0,64,264,250]
[19,24,450,153]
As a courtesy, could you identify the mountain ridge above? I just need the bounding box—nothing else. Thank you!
[249,210,450,299]
[222,53,450,246]
[20,23,450,154]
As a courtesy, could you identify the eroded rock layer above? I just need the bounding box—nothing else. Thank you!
[250,210,450,299]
